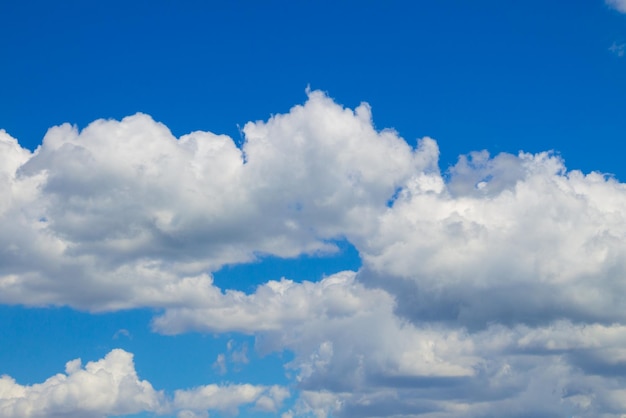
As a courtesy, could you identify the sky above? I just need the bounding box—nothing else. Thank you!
[1,1,626,417]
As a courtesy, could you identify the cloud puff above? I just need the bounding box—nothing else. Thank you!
[0,349,288,418]
[282,322,626,418]
[153,271,477,381]
[5,92,626,416]
[0,349,161,418]
[147,136,626,416]
[152,271,392,334]
[358,149,626,330]
[0,91,432,311]
[173,383,289,416]
[152,271,626,417]
[7,91,624,332]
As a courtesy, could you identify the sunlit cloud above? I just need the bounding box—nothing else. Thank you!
[3,92,626,416]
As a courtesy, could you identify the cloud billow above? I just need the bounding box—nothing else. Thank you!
[0,349,288,418]
[0,90,428,311]
[359,149,626,329]
[2,91,626,417]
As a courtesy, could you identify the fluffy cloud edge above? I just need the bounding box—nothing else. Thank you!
[0,349,289,418]
[4,91,626,417]
[0,90,433,312]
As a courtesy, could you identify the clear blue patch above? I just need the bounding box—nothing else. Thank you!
[386,186,404,207]
[0,306,152,384]
[213,239,361,293]
[0,306,292,393]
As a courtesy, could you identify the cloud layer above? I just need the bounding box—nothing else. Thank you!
[3,91,626,416]
[155,272,626,418]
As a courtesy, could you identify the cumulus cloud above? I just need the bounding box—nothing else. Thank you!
[150,139,626,416]
[6,91,625,330]
[173,383,288,416]
[152,271,387,334]
[0,349,161,418]
[0,91,431,311]
[154,271,477,382]
[5,92,626,416]
[152,271,626,417]
[0,349,288,418]
[358,150,626,329]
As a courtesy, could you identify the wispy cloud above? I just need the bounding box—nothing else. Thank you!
[607,0,626,13]
[112,328,131,340]
[610,41,626,57]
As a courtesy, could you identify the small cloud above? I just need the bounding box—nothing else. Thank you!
[610,41,625,57]
[230,341,249,365]
[213,353,227,375]
[0,349,162,417]
[212,341,249,376]
[112,329,131,340]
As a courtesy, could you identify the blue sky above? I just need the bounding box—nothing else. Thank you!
[1,1,626,417]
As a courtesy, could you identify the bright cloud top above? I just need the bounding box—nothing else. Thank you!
[359,149,626,329]
[0,349,287,418]
[0,90,430,311]
[3,91,626,416]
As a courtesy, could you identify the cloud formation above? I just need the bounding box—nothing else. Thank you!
[3,91,626,416]
[155,273,626,417]
[359,149,626,329]
[0,349,288,418]
[0,91,430,311]
[0,349,159,418]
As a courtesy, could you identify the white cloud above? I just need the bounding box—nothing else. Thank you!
[607,0,626,13]
[0,90,431,311]
[275,322,626,417]
[7,91,625,331]
[358,150,626,329]
[0,349,161,418]
[172,382,289,416]
[152,271,390,334]
[151,270,626,417]
[153,271,479,384]
[0,349,288,418]
[5,92,626,416]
